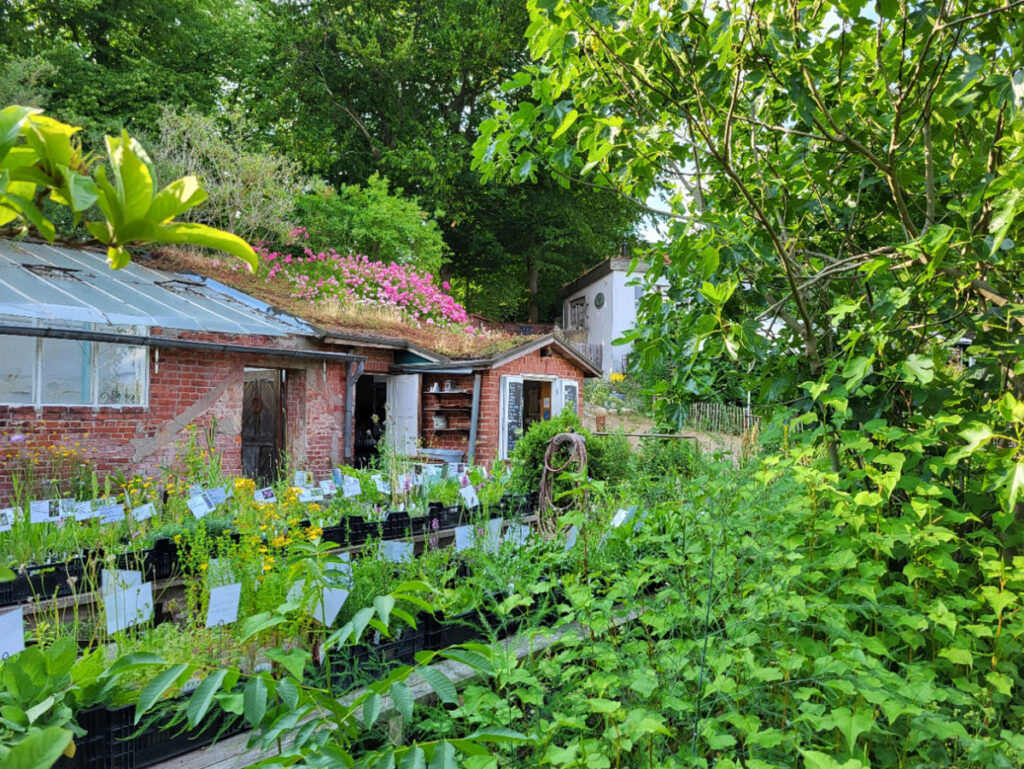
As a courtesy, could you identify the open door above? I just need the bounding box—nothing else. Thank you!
[500,375,524,459]
[388,374,420,456]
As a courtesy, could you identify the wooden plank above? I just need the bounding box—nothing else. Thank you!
[592,431,700,440]
[148,609,638,769]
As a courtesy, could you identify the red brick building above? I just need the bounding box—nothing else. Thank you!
[0,241,597,502]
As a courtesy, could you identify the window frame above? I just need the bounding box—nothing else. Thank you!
[0,321,150,408]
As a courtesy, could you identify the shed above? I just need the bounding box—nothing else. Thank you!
[0,240,364,500]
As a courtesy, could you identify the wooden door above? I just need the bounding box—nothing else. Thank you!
[242,371,281,484]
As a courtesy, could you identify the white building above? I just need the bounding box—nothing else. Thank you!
[560,257,668,377]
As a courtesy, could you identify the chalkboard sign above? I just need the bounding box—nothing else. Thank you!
[563,381,579,414]
[506,379,524,455]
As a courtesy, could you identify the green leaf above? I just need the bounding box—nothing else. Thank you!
[551,108,579,140]
[828,706,873,754]
[390,681,415,723]
[419,667,458,705]
[162,222,258,271]
[363,692,383,729]
[135,664,191,723]
[266,647,310,681]
[186,670,228,728]
[437,648,494,676]
[0,106,40,165]
[427,741,457,769]
[239,612,287,642]
[465,727,535,744]
[105,132,154,223]
[901,354,934,384]
[4,726,73,769]
[147,176,206,223]
[374,595,395,628]
[243,675,268,727]
[938,647,973,667]
[1008,462,1024,512]
[587,698,621,713]
[399,746,426,769]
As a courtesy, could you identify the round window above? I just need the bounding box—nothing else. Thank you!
[594,292,605,309]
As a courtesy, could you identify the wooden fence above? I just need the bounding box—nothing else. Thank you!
[683,401,760,435]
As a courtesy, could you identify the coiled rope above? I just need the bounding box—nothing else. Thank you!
[538,431,588,532]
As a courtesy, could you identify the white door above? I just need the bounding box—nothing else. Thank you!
[499,375,524,459]
[387,374,420,456]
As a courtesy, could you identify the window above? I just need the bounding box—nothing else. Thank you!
[0,319,148,406]
[568,297,588,330]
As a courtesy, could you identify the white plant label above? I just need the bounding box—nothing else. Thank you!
[372,475,391,494]
[132,502,155,522]
[319,480,337,496]
[0,609,25,659]
[254,487,277,504]
[30,499,66,525]
[75,500,99,522]
[454,524,474,552]
[101,569,143,598]
[288,581,349,626]
[505,523,531,547]
[342,476,362,497]
[298,487,325,504]
[189,484,204,498]
[459,484,479,509]
[397,474,413,492]
[294,471,313,488]
[325,552,353,588]
[482,517,503,554]
[205,583,242,628]
[564,525,579,551]
[206,487,227,506]
[187,493,215,519]
[105,581,154,635]
[101,504,125,525]
[380,540,414,564]
[0,508,14,533]
[610,509,629,528]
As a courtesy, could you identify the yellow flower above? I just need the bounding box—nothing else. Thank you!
[258,546,268,554]
[610,372,626,383]
[271,534,290,549]
[307,526,323,541]
[262,562,273,572]
[173,535,182,545]
[200,563,208,571]
[308,504,321,514]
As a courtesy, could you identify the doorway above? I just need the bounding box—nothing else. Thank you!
[522,379,552,433]
[354,375,388,467]
[242,368,283,484]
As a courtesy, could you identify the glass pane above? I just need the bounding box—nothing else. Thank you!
[0,335,35,403]
[40,338,90,404]
[97,343,146,405]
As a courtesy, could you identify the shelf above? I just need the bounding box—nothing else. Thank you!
[425,427,469,432]
[424,406,471,412]
[424,389,471,395]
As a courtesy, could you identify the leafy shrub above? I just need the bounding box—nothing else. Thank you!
[508,412,634,493]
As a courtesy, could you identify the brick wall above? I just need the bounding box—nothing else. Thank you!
[0,331,358,503]
[416,346,586,466]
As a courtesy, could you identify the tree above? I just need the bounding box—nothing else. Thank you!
[248,0,642,320]
[1,105,258,270]
[475,0,1024,435]
[0,0,262,136]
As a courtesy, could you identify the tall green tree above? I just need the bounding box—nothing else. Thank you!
[476,0,1024,429]
[250,0,641,320]
[0,0,262,134]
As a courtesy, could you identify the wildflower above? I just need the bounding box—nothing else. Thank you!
[307,526,323,541]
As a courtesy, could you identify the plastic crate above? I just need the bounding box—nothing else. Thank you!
[145,538,179,581]
[320,523,347,547]
[133,707,244,769]
[56,704,135,769]
[345,516,371,546]
[0,572,31,607]
[381,512,411,540]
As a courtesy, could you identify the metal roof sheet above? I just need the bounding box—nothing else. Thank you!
[0,240,315,337]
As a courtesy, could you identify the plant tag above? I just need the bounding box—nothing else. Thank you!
[181,677,203,694]
[610,509,630,528]
[132,502,155,522]
[564,525,579,551]
[30,499,66,524]
[459,484,479,509]
[505,523,531,547]
[189,484,204,497]
[342,476,362,497]
[0,507,14,532]
[633,511,648,532]
[380,540,414,564]
[372,474,391,494]
[101,569,143,597]
[187,493,215,519]
[294,471,313,488]
[332,467,343,485]
[205,582,242,628]
[457,473,471,488]
[0,609,25,659]
[454,524,474,552]
[298,487,325,504]
[289,580,349,626]
[75,500,100,522]
[325,552,353,588]
[411,473,423,487]
[319,480,337,496]
[254,487,277,504]
[482,517,503,554]
[105,581,154,634]
[206,487,227,506]
[101,504,126,524]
